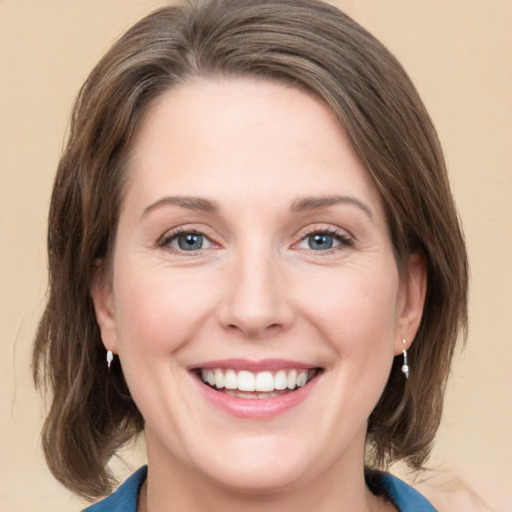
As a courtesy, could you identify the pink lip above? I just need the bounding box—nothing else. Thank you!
[188,358,317,372]
[189,362,321,419]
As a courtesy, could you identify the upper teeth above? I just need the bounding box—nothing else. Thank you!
[200,368,314,392]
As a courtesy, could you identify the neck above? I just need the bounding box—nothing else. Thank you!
[139,449,395,512]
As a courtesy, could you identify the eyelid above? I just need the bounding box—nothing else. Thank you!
[156,223,354,254]
[157,225,220,252]
[291,225,354,251]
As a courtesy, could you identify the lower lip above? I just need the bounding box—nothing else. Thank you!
[193,374,320,419]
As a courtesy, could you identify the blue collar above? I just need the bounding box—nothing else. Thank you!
[82,466,147,512]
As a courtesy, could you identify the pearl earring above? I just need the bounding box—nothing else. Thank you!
[401,339,409,379]
[106,350,113,369]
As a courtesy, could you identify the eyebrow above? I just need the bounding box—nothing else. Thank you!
[142,196,220,217]
[142,194,373,220]
[290,195,374,220]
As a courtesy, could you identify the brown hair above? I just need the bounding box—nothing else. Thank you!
[33,0,468,500]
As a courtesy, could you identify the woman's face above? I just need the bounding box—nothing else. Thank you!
[93,78,425,494]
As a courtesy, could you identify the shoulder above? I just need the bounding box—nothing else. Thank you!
[81,466,147,512]
[412,473,493,512]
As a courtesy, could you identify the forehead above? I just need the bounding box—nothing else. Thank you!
[124,77,384,219]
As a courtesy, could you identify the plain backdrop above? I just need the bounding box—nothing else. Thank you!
[1,1,511,510]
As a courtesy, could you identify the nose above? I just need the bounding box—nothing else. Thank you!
[217,246,295,339]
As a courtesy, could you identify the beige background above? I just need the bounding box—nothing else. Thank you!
[1,1,511,510]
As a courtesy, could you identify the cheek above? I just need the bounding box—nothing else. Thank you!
[112,264,217,356]
[297,264,400,355]
[110,264,220,424]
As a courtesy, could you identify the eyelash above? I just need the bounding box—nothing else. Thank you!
[296,227,354,252]
[158,228,217,254]
[157,226,354,254]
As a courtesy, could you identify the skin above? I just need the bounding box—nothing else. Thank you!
[415,473,494,512]
[92,77,426,512]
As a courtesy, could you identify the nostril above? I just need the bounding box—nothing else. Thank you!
[225,321,284,337]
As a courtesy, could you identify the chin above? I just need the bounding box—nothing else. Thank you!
[188,434,314,494]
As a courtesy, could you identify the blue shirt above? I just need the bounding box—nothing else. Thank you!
[83,466,436,511]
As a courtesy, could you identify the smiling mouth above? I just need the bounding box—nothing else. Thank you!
[197,368,320,399]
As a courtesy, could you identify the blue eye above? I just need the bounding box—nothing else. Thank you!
[161,231,214,252]
[177,233,204,250]
[308,233,335,250]
[296,230,352,251]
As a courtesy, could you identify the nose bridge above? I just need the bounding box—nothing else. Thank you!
[219,236,292,337]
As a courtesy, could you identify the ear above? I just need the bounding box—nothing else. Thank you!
[90,265,118,354]
[394,251,427,355]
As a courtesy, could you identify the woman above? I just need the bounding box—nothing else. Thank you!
[32,0,469,510]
